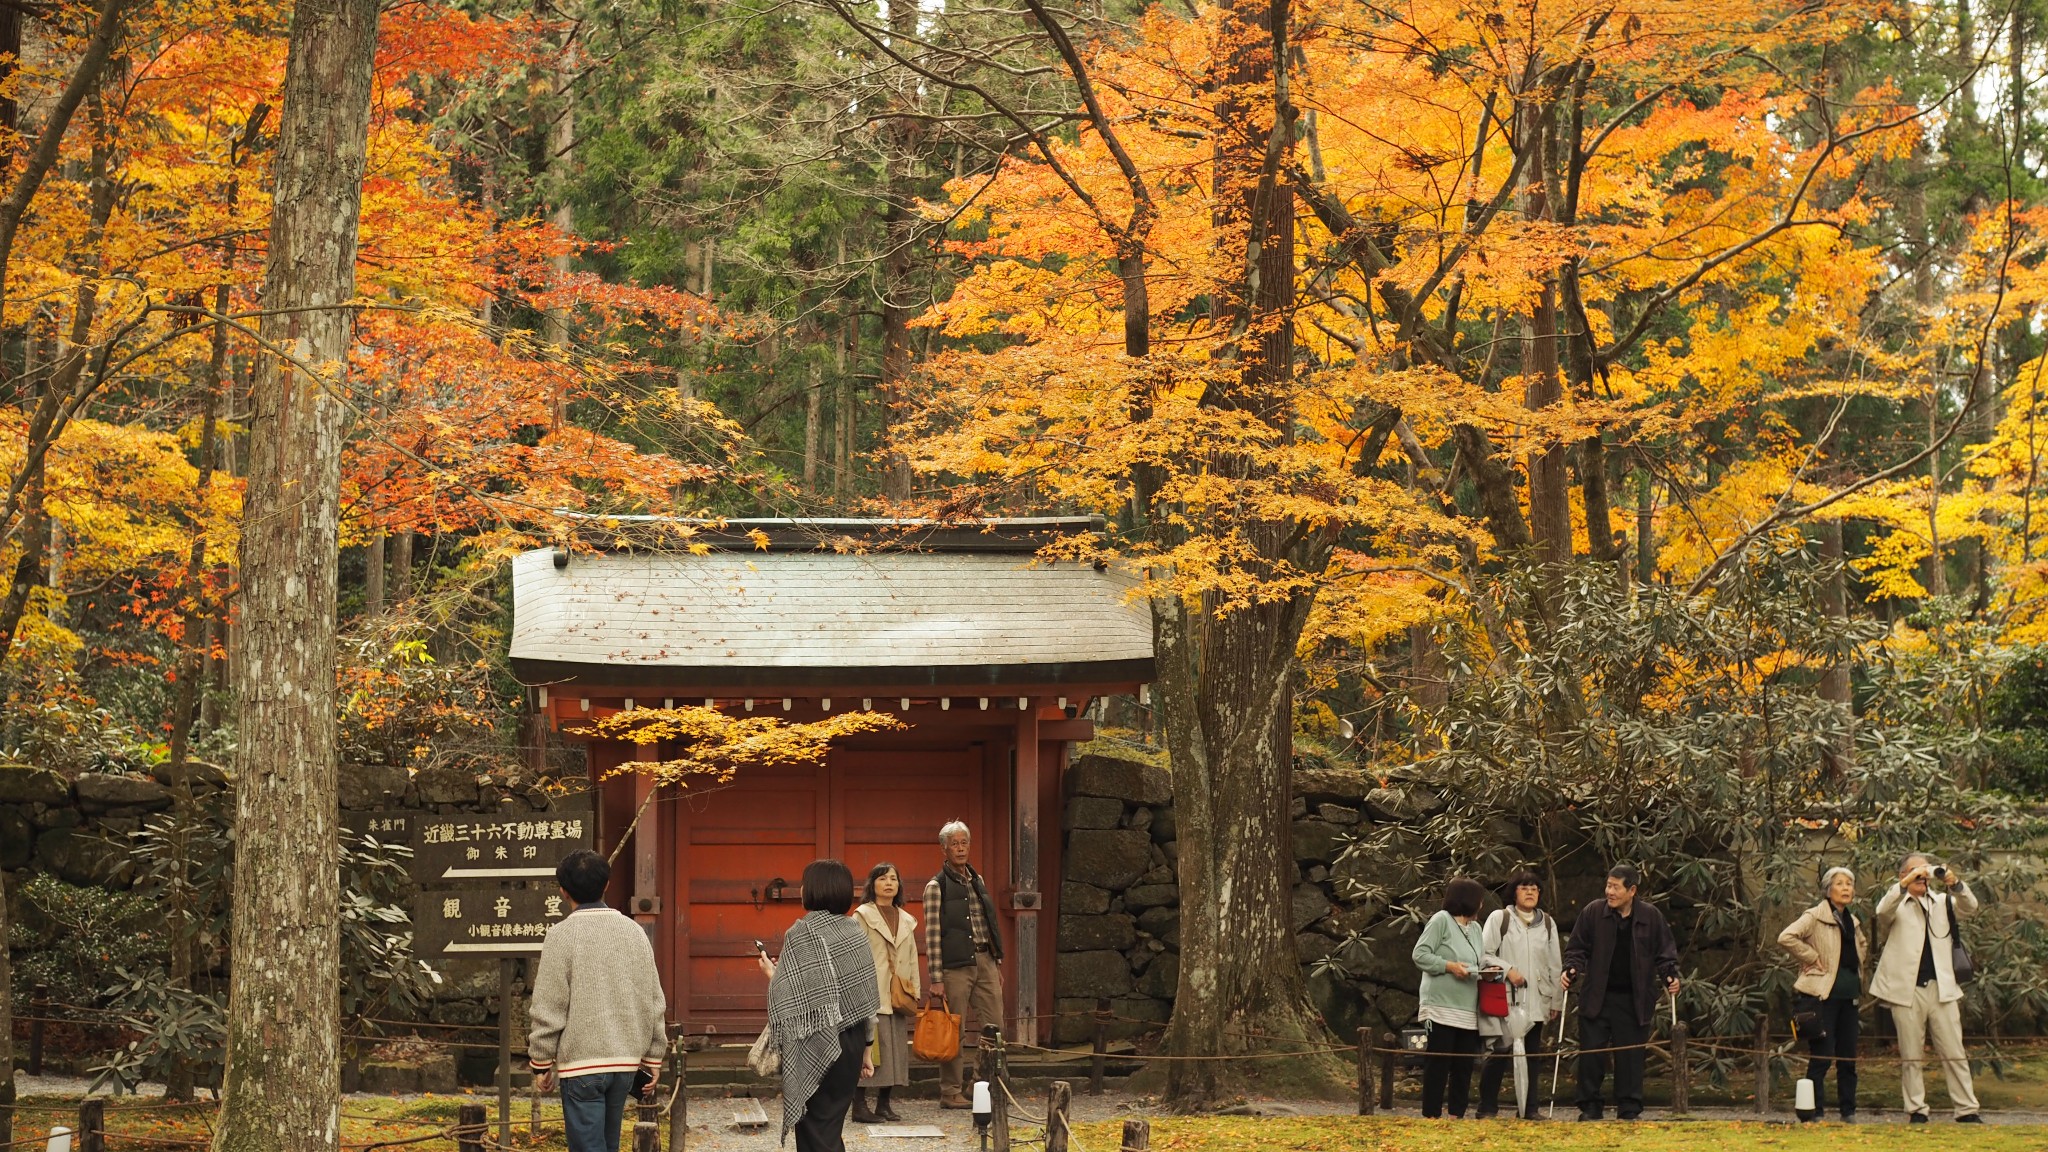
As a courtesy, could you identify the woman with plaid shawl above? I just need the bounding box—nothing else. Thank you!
[760,859,882,1149]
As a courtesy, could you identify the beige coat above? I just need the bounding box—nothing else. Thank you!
[1871,881,1978,1007]
[1776,899,1867,999]
[854,901,921,1016]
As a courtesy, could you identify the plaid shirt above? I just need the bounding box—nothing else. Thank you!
[924,862,990,971]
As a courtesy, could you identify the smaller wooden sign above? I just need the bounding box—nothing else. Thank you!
[409,799,594,882]
[413,887,572,955]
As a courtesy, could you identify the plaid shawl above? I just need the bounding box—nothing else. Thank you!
[769,910,880,1142]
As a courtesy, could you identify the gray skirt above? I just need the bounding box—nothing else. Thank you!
[861,1013,912,1088]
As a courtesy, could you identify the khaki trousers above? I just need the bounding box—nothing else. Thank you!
[938,952,1004,1090]
[1887,982,1979,1117]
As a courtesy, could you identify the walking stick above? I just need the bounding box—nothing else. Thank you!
[1548,986,1570,1120]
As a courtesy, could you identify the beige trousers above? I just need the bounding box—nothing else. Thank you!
[1887,982,1979,1117]
[938,952,1004,1090]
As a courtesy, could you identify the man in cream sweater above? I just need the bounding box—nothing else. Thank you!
[1871,853,1981,1124]
[529,850,670,1152]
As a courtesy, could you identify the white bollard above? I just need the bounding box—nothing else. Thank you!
[1795,1078,1816,1113]
[46,1126,74,1152]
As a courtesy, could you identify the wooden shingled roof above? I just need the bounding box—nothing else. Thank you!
[509,518,1154,689]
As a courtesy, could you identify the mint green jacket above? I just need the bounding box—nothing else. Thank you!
[1412,909,1485,1014]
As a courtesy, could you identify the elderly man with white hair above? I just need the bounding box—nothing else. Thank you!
[922,820,1004,1109]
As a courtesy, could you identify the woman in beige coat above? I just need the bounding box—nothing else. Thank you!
[852,862,920,1122]
[1777,866,1867,1122]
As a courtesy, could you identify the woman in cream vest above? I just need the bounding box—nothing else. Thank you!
[852,862,920,1122]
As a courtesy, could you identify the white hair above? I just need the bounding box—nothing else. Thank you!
[939,820,972,846]
[1821,866,1855,892]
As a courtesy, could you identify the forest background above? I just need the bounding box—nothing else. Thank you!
[3,0,2048,1129]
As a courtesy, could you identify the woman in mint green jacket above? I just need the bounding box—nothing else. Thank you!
[1413,877,1489,1118]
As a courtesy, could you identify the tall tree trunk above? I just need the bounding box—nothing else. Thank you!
[1582,433,1617,566]
[212,1,379,1148]
[1635,466,1656,586]
[1818,517,1853,770]
[392,529,413,599]
[365,532,385,615]
[1162,0,1331,1107]
[804,360,822,490]
[875,0,920,501]
[1522,99,1571,569]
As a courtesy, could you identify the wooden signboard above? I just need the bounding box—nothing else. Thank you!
[413,887,571,956]
[409,800,594,882]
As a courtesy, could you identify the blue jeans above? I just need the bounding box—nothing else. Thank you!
[561,1071,635,1152]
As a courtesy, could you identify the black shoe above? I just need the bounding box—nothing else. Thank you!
[877,1101,903,1122]
[852,1096,881,1124]
[1578,1112,1602,1122]
[1617,1113,1642,1122]
[1957,1114,1983,1124]
[1839,1113,1856,1125]
[1473,1111,1497,1120]
[1910,1113,1929,1124]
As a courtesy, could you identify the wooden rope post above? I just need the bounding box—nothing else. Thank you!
[1090,998,1111,1096]
[457,1102,486,1152]
[1120,1118,1150,1152]
[983,1025,1011,1152]
[1356,1028,1373,1115]
[76,1100,105,1152]
[669,1035,689,1152]
[1378,1032,1396,1110]
[1753,1017,1770,1115]
[1670,1020,1690,1117]
[29,984,48,1076]
[1046,1080,1072,1152]
[633,1097,661,1152]
[498,959,515,1152]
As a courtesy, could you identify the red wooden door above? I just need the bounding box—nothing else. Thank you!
[674,746,985,1033]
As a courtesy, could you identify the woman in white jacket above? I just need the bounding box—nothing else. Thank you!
[1477,870,1564,1119]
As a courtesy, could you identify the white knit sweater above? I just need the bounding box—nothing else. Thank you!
[527,904,669,1079]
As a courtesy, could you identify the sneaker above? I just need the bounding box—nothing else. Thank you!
[1957,1114,1983,1124]
[1839,1113,1856,1125]
[1910,1113,1929,1124]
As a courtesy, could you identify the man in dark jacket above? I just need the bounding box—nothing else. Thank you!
[923,820,1004,1109]
[1561,865,1681,1121]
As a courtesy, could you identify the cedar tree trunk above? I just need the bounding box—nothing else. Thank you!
[212,1,379,1149]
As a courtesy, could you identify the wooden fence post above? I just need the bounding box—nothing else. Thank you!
[1046,1080,1072,1152]
[76,1100,104,1152]
[1356,1028,1373,1115]
[1120,1118,1150,1152]
[29,984,48,1076]
[457,1102,486,1152]
[669,1035,689,1152]
[1753,1017,1770,1115]
[634,1097,661,1152]
[985,1025,1011,1152]
[1090,998,1111,1096]
[1378,1032,1396,1111]
[1670,1020,1690,1117]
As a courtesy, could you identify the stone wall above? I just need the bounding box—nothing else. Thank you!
[2,754,579,1081]
[1052,753,1178,1044]
[1051,752,1457,1046]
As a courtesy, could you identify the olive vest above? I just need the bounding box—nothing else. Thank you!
[936,864,1004,969]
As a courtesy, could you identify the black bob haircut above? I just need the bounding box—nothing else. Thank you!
[1502,870,1544,900]
[803,859,857,914]
[1608,864,1642,890]
[1442,877,1487,919]
[557,849,610,904]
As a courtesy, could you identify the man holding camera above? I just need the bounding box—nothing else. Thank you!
[1872,854,1981,1123]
